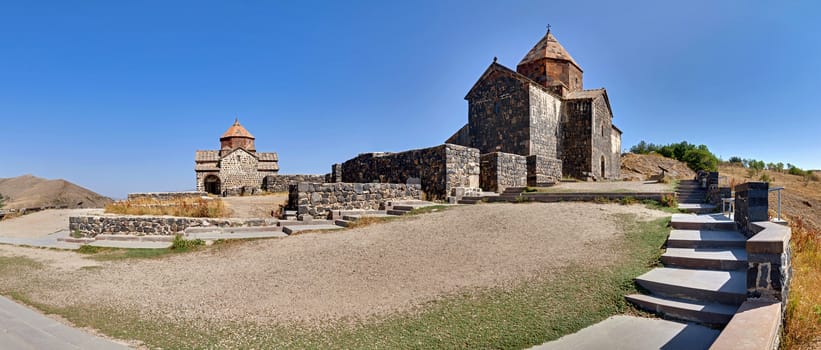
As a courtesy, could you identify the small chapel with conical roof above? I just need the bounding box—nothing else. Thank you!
[195,119,279,195]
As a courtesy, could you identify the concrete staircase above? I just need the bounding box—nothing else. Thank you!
[677,180,717,214]
[626,213,747,327]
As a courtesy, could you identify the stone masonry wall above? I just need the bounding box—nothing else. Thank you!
[263,174,326,193]
[340,144,479,200]
[219,149,262,191]
[528,85,562,159]
[561,99,593,179]
[288,182,422,219]
[69,215,277,237]
[527,155,562,186]
[734,182,770,236]
[480,152,527,192]
[466,69,532,156]
[591,95,615,179]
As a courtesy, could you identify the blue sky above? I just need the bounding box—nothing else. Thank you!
[1,1,819,198]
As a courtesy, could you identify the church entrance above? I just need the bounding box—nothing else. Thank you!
[600,156,606,179]
[204,175,221,195]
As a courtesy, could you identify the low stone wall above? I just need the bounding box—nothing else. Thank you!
[340,143,479,200]
[127,191,208,201]
[480,152,527,193]
[288,182,422,218]
[263,174,326,193]
[527,155,562,186]
[69,215,277,237]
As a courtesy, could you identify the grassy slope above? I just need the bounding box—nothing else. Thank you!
[0,211,671,349]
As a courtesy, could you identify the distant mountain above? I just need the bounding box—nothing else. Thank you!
[0,174,111,210]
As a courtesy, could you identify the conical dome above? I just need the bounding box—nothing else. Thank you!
[518,30,581,70]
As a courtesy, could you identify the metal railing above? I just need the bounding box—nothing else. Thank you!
[769,186,785,222]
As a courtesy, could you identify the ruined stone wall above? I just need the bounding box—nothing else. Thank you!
[288,182,422,218]
[263,174,326,193]
[467,70,532,156]
[480,152,527,192]
[527,155,562,186]
[69,215,277,236]
[340,144,479,200]
[445,124,471,147]
[591,95,616,179]
[528,85,562,159]
[561,99,592,179]
[219,149,262,191]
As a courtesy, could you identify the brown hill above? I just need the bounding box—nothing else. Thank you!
[719,165,821,231]
[0,174,111,210]
[620,153,695,181]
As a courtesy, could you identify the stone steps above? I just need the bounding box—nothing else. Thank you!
[670,214,736,231]
[625,294,738,326]
[677,203,717,214]
[666,229,746,248]
[334,219,351,227]
[634,267,747,305]
[386,209,411,216]
[661,247,747,271]
[281,224,344,235]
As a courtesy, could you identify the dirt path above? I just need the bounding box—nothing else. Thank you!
[0,203,666,327]
[543,181,673,193]
[221,195,288,218]
[0,209,102,238]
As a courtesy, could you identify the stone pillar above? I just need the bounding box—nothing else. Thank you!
[331,163,343,183]
[746,222,792,303]
[734,182,769,236]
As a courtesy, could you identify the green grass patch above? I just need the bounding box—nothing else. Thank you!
[0,215,671,349]
[76,235,205,261]
[406,205,451,216]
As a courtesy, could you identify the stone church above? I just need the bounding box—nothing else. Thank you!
[447,28,622,181]
[195,119,279,195]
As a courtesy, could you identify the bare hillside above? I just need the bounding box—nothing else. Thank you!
[0,174,111,210]
[719,165,821,230]
[620,153,695,181]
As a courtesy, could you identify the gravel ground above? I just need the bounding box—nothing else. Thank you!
[1,203,666,327]
[0,209,101,238]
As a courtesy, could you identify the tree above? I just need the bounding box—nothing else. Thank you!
[775,162,785,173]
[0,193,4,210]
[728,156,743,164]
[682,147,719,172]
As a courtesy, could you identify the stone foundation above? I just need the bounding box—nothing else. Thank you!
[480,152,527,192]
[69,215,277,237]
[288,182,422,219]
[527,155,562,186]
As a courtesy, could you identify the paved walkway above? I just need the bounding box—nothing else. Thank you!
[0,296,132,349]
[530,315,719,350]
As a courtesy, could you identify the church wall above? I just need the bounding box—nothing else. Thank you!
[219,150,262,191]
[561,100,593,179]
[591,96,615,179]
[445,123,471,147]
[467,70,532,156]
[528,85,562,159]
[611,129,622,179]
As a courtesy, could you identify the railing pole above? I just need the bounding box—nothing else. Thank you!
[777,190,782,221]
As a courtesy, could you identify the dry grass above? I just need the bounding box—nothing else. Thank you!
[105,197,229,218]
[784,216,821,349]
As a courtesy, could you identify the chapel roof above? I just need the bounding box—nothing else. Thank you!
[518,30,581,71]
[221,119,255,139]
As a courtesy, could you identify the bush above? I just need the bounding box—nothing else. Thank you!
[759,173,773,183]
[171,235,204,250]
[728,156,743,164]
[0,193,4,210]
[629,141,718,172]
[660,194,678,208]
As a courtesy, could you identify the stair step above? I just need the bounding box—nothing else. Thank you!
[670,214,736,231]
[458,199,480,204]
[626,294,738,326]
[334,219,351,227]
[678,203,718,214]
[635,267,746,305]
[386,209,410,216]
[667,230,746,248]
[662,248,747,270]
[282,224,344,235]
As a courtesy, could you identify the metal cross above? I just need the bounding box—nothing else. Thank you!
[546,24,551,33]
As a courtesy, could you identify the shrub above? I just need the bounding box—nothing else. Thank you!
[629,141,718,172]
[0,193,4,210]
[171,235,204,250]
[759,173,773,183]
[660,194,678,208]
[619,196,637,205]
[728,156,743,164]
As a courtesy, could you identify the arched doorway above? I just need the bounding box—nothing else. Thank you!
[204,175,221,195]
[600,156,606,179]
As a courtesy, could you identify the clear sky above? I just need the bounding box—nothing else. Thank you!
[1,1,819,198]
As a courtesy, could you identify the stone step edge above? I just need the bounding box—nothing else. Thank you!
[625,293,737,326]
[635,270,747,305]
